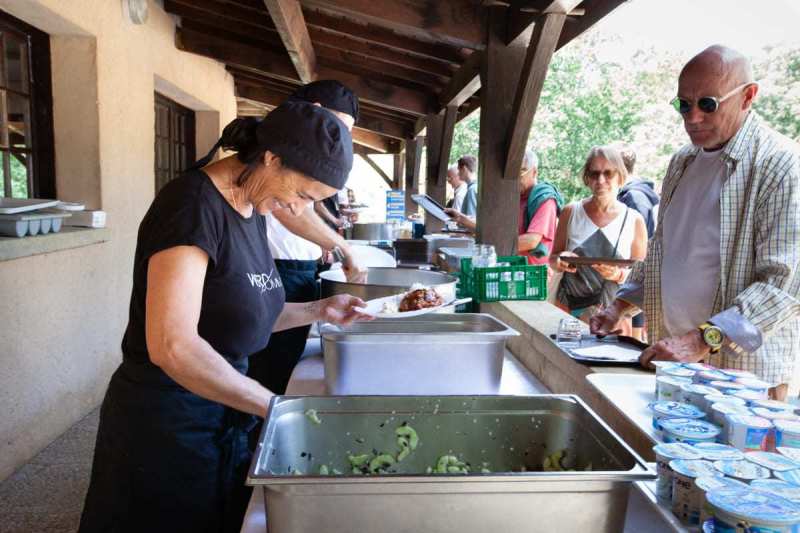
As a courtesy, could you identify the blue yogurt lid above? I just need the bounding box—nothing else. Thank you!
[653,443,704,460]
[692,442,744,461]
[751,479,800,503]
[707,487,800,525]
[661,418,720,439]
[650,401,705,419]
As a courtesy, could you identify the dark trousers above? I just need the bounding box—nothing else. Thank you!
[247,259,319,394]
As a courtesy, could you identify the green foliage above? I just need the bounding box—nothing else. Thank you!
[450,110,480,166]
[753,44,800,141]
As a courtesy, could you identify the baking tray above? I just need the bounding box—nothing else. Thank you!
[550,334,648,365]
[320,313,518,395]
[248,395,654,533]
[559,256,637,267]
[0,197,59,214]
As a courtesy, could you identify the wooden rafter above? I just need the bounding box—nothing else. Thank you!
[357,150,393,187]
[300,0,486,50]
[506,0,585,46]
[438,50,483,108]
[176,26,434,115]
[503,12,566,180]
[556,0,623,49]
[436,105,458,185]
[263,0,318,82]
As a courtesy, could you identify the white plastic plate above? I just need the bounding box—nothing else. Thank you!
[0,198,59,214]
[355,294,470,318]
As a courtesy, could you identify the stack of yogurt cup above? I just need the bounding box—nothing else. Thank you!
[653,442,800,528]
[650,362,798,453]
[650,362,800,529]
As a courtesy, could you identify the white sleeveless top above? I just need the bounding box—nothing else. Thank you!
[565,200,635,259]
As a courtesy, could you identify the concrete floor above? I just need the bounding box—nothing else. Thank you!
[0,409,98,533]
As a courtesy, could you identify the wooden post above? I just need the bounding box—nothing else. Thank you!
[425,113,446,234]
[476,7,529,255]
[504,13,567,181]
[404,136,423,216]
[437,105,458,186]
[393,152,404,190]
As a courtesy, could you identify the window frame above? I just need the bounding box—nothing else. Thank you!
[0,10,55,199]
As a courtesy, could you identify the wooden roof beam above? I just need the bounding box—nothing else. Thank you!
[235,82,413,140]
[357,150,394,187]
[300,0,486,50]
[556,0,625,50]
[177,26,434,116]
[438,50,483,108]
[506,0,584,46]
[263,0,318,82]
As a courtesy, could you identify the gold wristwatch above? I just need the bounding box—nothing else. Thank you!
[698,323,724,353]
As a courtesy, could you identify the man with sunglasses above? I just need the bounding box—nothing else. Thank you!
[591,45,800,399]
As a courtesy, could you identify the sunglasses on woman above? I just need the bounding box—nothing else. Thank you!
[670,82,753,114]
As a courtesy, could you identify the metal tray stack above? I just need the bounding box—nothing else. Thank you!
[320,314,518,395]
[248,395,654,533]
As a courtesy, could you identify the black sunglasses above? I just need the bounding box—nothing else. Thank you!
[671,83,752,114]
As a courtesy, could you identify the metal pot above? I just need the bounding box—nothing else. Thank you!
[345,223,393,241]
[319,267,458,302]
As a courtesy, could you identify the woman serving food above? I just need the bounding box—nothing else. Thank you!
[79,102,369,533]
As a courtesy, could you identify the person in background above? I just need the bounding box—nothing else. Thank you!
[518,150,563,265]
[79,103,368,533]
[249,80,362,397]
[549,145,648,325]
[458,155,479,217]
[591,45,800,399]
[614,143,660,340]
[445,165,467,211]
[315,196,344,232]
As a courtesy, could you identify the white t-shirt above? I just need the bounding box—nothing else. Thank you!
[265,205,322,261]
[565,200,636,259]
[451,183,467,212]
[661,148,725,337]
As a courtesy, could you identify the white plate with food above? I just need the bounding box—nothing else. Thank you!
[355,285,469,318]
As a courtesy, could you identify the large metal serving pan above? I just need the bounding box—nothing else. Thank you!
[247,395,654,533]
[319,267,458,301]
[345,222,394,241]
[320,314,519,395]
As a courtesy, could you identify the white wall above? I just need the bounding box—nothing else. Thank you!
[0,0,237,481]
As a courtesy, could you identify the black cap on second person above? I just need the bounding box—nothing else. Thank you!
[287,80,359,123]
[257,100,353,189]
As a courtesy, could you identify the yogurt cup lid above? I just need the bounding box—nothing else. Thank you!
[685,363,715,371]
[707,487,800,524]
[699,370,733,382]
[726,414,772,429]
[670,459,722,479]
[720,369,758,379]
[711,403,752,416]
[775,469,800,487]
[692,442,745,461]
[711,380,746,391]
[778,448,800,465]
[775,419,800,433]
[704,394,747,406]
[751,479,800,503]
[650,401,705,419]
[733,388,764,399]
[752,407,800,422]
[745,451,800,472]
[657,375,693,387]
[713,459,772,480]
[661,418,720,439]
[653,361,681,369]
[652,442,704,461]
[681,383,719,396]
[696,475,749,492]
[735,377,772,390]
[664,367,696,379]
[752,399,797,412]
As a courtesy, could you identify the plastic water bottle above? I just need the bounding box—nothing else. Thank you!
[472,245,486,268]
[485,245,497,267]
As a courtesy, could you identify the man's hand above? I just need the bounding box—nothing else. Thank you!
[444,208,475,230]
[639,330,710,369]
[591,263,623,282]
[589,302,626,336]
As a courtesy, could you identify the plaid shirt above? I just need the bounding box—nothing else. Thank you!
[618,112,800,384]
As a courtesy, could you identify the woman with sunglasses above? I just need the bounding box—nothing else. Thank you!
[549,145,648,325]
[79,102,370,533]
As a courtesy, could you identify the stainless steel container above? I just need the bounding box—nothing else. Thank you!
[320,314,518,395]
[319,267,458,301]
[247,395,655,533]
[424,234,474,262]
[345,222,393,241]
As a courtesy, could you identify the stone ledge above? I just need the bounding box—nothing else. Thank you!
[0,227,110,262]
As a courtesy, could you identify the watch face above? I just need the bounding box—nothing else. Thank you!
[704,326,723,347]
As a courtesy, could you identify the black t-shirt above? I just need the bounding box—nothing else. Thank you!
[121,170,285,376]
[321,195,340,231]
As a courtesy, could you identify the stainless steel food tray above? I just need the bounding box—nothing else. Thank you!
[320,313,518,395]
[248,395,654,533]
